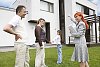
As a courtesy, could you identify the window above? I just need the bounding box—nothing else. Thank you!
[40,0,54,13]
[89,9,95,15]
[49,3,54,12]
[76,4,82,12]
[76,3,95,15]
[84,6,89,15]
[76,3,84,13]
[40,1,48,12]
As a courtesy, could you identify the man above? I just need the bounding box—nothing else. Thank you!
[3,5,30,67]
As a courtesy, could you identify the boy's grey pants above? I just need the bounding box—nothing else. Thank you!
[14,42,30,67]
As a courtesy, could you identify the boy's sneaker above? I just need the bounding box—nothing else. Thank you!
[57,61,62,64]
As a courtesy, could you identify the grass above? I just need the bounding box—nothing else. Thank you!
[0,46,100,67]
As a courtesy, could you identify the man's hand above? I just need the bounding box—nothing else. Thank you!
[15,34,22,41]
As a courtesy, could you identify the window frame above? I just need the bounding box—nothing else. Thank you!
[40,0,54,13]
[76,2,95,15]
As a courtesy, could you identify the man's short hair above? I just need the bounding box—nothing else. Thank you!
[16,5,26,14]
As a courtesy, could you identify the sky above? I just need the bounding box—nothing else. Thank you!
[0,0,16,8]
[89,0,100,16]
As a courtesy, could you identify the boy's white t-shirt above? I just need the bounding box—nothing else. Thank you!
[51,35,61,44]
[8,15,27,43]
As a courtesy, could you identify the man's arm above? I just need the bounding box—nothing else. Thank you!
[3,24,22,41]
[3,24,17,35]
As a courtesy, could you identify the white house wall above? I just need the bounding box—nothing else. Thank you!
[30,0,40,20]
[97,23,99,42]
[0,0,98,46]
[64,0,97,44]
[26,0,60,44]
[40,0,60,42]
[92,23,99,42]
[0,0,60,46]
[64,0,73,44]
[0,9,36,46]
[75,0,98,42]
[0,9,15,46]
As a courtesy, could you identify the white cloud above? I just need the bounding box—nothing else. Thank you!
[91,0,98,3]
[91,0,100,15]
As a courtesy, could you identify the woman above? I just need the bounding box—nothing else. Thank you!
[69,12,89,67]
[35,18,49,67]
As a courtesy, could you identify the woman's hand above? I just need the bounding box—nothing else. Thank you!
[68,16,73,21]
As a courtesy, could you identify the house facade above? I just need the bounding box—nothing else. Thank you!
[0,0,98,46]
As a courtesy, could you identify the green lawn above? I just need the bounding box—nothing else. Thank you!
[0,46,100,67]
